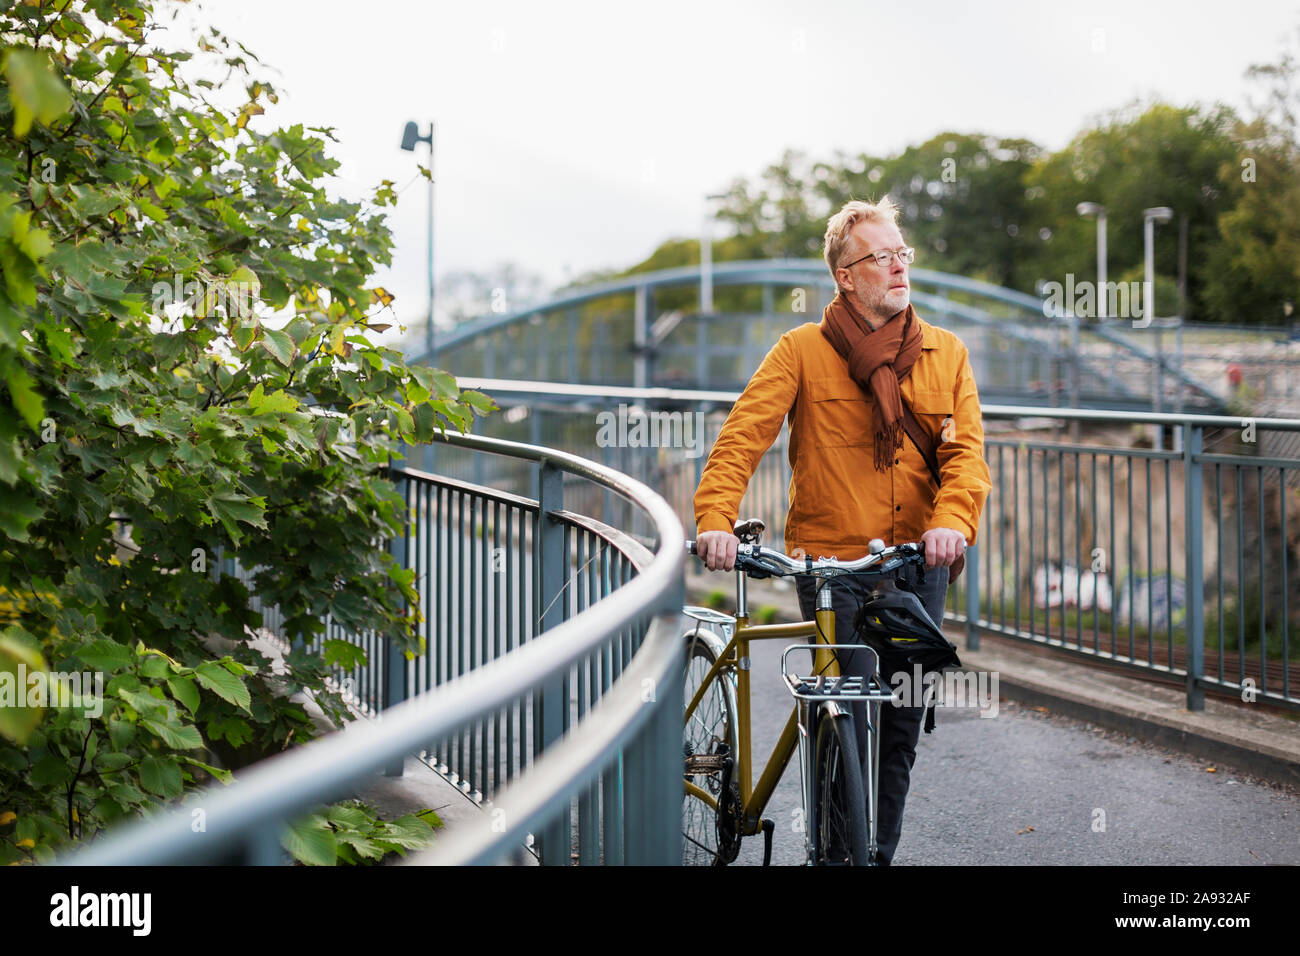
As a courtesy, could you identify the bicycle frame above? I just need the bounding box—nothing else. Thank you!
[685,571,893,861]
[685,604,832,838]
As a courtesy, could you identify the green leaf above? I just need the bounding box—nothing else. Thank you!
[321,639,367,670]
[461,390,498,415]
[5,366,44,430]
[258,328,296,366]
[429,368,459,399]
[108,718,134,749]
[118,688,166,719]
[179,755,233,784]
[0,487,44,543]
[139,654,170,679]
[206,715,252,746]
[166,675,200,714]
[195,661,251,712]
[29,754,69,787]
[0,627,46,743]
[282,814,337,865]
[205,490,267,545]
[3,49,73,137]
[379,814,436,850]
[325,803,371,829]
[94,751,132,772]
[75,639,133,672]
[139,754,182,797]
[141,718,203,750]
[248,382,298,415]
[231,322,256,351]
[106,782,146,805]
[17,224,53,262]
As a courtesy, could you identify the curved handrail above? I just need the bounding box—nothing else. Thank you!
[60,430,685,866]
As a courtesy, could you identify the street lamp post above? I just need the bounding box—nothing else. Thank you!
[1143,206,1174,449]
[700,192,728,314]
[1072,202,1107,436]
[401,121,435,360]
[1076,202,1107,320]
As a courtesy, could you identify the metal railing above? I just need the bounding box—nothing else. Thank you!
[422,381,1300,712]
[60,430,686,865]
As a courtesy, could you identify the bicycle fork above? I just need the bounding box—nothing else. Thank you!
[793,583,838,865]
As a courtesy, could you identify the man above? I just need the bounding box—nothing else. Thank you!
[692,196,991,865]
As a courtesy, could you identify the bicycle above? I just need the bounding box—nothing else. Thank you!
[682,518,939,866]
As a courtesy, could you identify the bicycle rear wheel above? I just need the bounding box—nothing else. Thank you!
[811,710,871,865]
[682,629,739,866]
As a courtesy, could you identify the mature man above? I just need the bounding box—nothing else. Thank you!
[692,196,991,865]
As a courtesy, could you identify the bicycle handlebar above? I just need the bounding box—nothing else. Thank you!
[685,538,926,580]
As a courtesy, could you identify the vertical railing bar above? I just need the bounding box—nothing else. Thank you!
[436,483,446,769]
[1058,448,1065,648]
[1091,451,1099,651]
[493,499,503,795]
[1128,454,1135,662]
[997,444,1006,630]
[1184,425,1205,710]
[1028,449,1035,641]
[1258,466,1267,695]
[458,488,466,786]
[1110,454,1117,659]
[1236,466,1246,685]
[477,493,488,798]
[506,503,516,784]
[1146,457,1153,667]
[1216,463,1224,685]
[1014,444,1021,638]
[1073,450,1081,649]
[1281,464,1289,702]
[1165,455,1173,672]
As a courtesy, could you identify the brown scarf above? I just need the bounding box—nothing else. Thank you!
[819,294,923,472]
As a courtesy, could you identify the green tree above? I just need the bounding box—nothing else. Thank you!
[1203,23,1300,325]
[0,0,492,863]
[1017,101,1240,319]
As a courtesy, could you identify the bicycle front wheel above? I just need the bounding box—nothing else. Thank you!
[811,711,871,866]
[682,629,739,866]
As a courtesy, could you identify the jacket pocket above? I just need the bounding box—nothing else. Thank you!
[803,375,874,448]
[908,387,954,448]
[908,387,953,416]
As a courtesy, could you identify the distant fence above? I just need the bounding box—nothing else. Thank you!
[425,381,1300,711]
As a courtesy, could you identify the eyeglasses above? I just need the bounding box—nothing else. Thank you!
[840,246,916,270]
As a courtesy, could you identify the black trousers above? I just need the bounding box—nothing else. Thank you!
[795,561,949,865]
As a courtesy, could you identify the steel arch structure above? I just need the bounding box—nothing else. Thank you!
[405,259,1223,413]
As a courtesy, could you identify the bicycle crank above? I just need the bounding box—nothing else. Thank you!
[714,746,742,865]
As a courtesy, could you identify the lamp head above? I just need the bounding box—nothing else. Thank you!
[401,121,431,152]
[1144,206,1174,224]
[1076,201,1104,218]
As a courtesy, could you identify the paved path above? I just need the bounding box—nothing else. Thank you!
[698,575,1300,867]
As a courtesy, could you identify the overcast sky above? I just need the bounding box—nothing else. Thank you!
[187,0,1298,332]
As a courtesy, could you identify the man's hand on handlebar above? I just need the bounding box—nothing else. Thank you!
[919,526,966,568]
[695,530,740,572]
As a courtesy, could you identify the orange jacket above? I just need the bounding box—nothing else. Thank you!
[693,310,991,560]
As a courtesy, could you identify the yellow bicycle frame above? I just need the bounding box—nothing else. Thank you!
[684,603,840,835]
